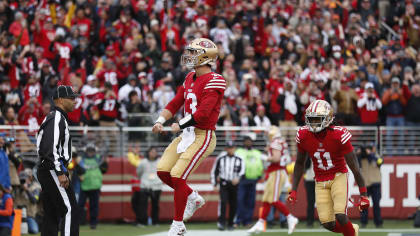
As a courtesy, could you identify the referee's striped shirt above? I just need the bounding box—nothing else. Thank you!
[37,107,72,175]
[211,151,244,186]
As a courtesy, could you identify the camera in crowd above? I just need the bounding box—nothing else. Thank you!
[357,144,383,167]
[0,136,15,150]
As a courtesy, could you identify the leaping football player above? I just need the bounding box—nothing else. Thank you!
[152,38,225,236]
[248,126,298,234]
[288,100,370,236]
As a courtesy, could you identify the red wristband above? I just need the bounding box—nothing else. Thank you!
[359,187,367,194]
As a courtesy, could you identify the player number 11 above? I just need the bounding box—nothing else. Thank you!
[314,151,334,170]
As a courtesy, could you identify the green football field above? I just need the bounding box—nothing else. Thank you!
[33,220,420,236]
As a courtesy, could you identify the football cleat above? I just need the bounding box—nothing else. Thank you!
[168,222,187,236]
[305,100,334,133]
[287,215,299,234]
[183,191,205,221]
[247,219,266,234]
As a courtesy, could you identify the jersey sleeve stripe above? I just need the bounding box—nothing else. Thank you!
[205,86,226,89]
[341,132,351,142]
[209,79,226,82]
[341,131,350,138]
[207,82,226,86]
[342,134,352,144]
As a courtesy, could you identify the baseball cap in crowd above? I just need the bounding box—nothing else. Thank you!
[128,74,137,81]
[391,77,400,84]
[150,19,159,27]
[404,66,413,73]
[226,140,235,147]
[87,75,97,82]
[52,85,80,100]
[365,82,374,90]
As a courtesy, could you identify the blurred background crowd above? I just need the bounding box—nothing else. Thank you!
[0,0,419,131]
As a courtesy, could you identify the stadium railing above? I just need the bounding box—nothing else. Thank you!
[0,125,418,159]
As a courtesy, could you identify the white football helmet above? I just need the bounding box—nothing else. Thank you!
[181,38,218,70]
[305,100,334,133]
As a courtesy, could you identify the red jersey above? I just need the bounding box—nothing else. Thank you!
[96,69,121,95]
[68,95,84,124]
[96,93,119,120]
[266,137,290,174]
[54,42,72,71]
[296,126,354,182]
[165,72,225,130]
[72,18,92,39]
[23,82,42,104]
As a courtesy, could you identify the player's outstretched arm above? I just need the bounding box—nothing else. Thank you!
[288,150,307,204]
[344,151,366,195]
[345,151,370,211]
[152,109,173,134]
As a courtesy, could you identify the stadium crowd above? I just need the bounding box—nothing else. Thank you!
[0,0,419,131]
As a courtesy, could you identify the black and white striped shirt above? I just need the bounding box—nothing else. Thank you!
[211,152,244,186]
[37,107,72,175]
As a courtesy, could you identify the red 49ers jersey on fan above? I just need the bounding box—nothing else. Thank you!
[68,95,84,124]
[296,126,353,182]
[266,137,290,174]
[165,71,225,130]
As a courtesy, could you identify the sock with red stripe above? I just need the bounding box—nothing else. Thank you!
[157,171,174,189]
[273,201,290,216]
[332,220,343,233]
[341,221,355,236]
[260,202,271,220]
[171,177,193,221]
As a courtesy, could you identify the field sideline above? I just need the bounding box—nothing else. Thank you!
[32,220,420,236]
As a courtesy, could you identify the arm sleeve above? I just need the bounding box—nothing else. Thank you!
[51,113,64,175]
[357,96,367,108]
[165,85,185,115]
[192,90,221,124]
[238,158,245,177]
[0,197,13,216]
[210,156,221,186]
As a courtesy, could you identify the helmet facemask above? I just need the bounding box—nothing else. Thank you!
[181,47,202,70]
[305,113,333,133]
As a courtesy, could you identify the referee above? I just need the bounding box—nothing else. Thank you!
[211,141,244,231]
[36,85,79,236]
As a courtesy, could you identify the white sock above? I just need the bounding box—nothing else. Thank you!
[188,191,197,199]
[173,220,183,226]
[287,214,294,220]
[258,219,266,223]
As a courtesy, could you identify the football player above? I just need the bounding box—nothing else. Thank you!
[248,126,299,234]
[152,38,225,236]
[288,100,370,236]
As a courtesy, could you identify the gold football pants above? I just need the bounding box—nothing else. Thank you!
[315,172,348,223]
[157,128,216,179]
[262,170,286,203]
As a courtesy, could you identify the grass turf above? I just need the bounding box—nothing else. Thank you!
[31,220,420,236]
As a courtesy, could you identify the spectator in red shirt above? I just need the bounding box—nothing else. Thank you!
[23,75,42,104]
[357,82,382,125]
[72,7,92,39]
[18,97,41,134]
[9,11,29,46]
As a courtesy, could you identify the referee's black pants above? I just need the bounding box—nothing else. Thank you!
[37,168,79,236]
[218,182,238,227]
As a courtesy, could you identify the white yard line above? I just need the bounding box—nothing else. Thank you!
[145,228,420,236]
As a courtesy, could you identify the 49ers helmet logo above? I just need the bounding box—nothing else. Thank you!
[198,40,214,48]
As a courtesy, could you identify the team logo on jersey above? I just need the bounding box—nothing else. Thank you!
[319,143,323,147]
[199,41,214,48]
